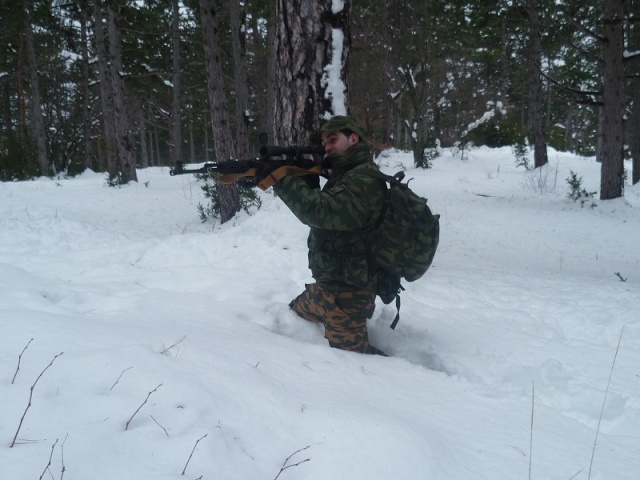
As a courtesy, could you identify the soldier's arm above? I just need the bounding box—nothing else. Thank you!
[274,172,383,231]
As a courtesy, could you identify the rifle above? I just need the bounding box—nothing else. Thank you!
[169,133,325,188]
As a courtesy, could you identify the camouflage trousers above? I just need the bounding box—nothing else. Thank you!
[289,283,384,355]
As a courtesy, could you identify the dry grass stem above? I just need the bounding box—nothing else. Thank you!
[38,438,58,480]
[273,446,311,480]
[110,366,133,390]
[125,383,163,431]
[11,352,64,448]
[182,433,207,475]
[12,338,34,384]
[588,326,625,480]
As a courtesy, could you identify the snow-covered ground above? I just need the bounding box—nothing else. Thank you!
[1,147,638,480]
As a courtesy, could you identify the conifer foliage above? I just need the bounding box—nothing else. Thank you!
[1,0,638,204]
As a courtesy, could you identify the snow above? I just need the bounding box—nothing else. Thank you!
[1,147,639,480]
[322,28,347,118]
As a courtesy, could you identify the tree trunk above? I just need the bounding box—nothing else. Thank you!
[107,5,137,183]
[230,0,250,158]
[271,0,351,145]
[629,91,640,185]
[138,107,149,168]
[21,0,49,176]
[93,2,119,179]
[265,7,276,138]
[199,0,240,223]
[147,126,155,168]
[565,103,573,152]
[599,0,626,200]
[79,2,94,171]
[627,1,640,185]
[527,0,548,169]
[169,0,182,165]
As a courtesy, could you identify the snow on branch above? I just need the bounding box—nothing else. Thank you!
[461,101,507,138]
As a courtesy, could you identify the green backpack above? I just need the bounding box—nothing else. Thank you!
[361,170,440,328]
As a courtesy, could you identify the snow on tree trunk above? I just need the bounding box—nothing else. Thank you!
[270,0,351,145]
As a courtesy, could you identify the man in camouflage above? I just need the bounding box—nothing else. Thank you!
[260,116,387,355]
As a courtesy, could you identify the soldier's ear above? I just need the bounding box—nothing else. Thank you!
[348,132,360,145]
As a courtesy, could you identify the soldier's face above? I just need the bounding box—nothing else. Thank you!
[321,131,359,156]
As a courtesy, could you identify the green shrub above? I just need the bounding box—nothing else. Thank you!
[566,170,597,207]
[196,175,262,222]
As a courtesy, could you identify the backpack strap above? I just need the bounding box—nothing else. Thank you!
[359,168,410,330]
[357,168,405,186]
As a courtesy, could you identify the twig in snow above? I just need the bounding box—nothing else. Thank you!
[568,468,584,479]
[273,446,311,480]
[181,434,207,475]
[12,338,34,384]
[161,336,187,356]
[11,352,64,447]
[150,415,169,436]
[60,433,68,480]
[528,382,534,480]
[588,325,625,480]
[614,272,627,282]
[110,366,133,390]
[125,383,162,431]
[38,438,58,480]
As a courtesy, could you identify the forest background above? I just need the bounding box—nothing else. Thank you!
[2,0,640,218]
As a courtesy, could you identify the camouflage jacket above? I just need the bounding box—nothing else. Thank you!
[274,142,385,293]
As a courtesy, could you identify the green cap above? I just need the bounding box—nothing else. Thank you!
[311,115,367,144]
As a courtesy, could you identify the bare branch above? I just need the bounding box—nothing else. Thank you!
[109,366,133,390]
[125,383,163,431]
[12,338,34,384]
[614,272,628,282]
[60,433,69,480]
[38,438,59,480]
[11,352,64,448]
[563,10,606,43]
[150,415,169,437]
[273,446,311,480]
[182,434,208,475]
[160,336,188,356]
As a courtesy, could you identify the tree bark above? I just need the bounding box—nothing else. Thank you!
[527,0,548,169]
[199,0,240,223]
[271,0,351,145]
[599,0,626,199]
[170,0,182,165]
[230,0,250,158]
[627,0,640,185]
[93,2,119,179]
[21,0,49,176]
[107,4,137,183]
[138,107,149,168]
[629,89,640,184]
[79,1,94,171]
